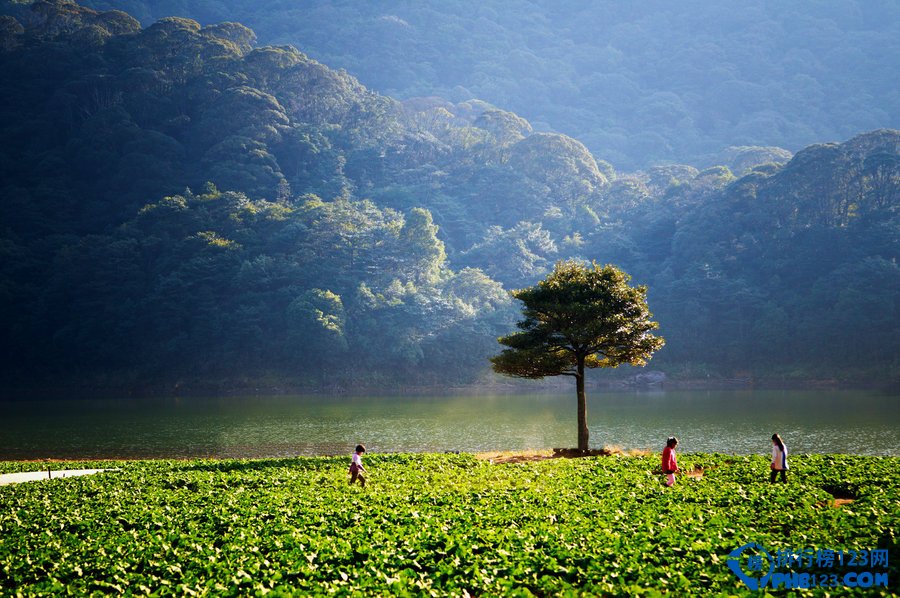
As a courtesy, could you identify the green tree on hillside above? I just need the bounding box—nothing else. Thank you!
[286,288,347,381]
[491,261,664,450]
[398,207,446,285]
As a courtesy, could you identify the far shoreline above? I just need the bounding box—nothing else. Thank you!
[1,375,896,401]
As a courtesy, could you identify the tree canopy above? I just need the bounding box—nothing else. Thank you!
[492,261,664,449]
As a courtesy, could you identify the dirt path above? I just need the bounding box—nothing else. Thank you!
[476,447,653,465]
[0,468,119,486]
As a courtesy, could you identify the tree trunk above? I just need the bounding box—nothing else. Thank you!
[576,357,588,450]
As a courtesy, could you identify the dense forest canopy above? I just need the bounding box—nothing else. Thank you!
[0,0,897,393]
[70,0,900,170]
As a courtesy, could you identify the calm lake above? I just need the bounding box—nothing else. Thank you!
[0,390,897,460]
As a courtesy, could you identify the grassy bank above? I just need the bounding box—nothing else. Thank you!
[1,454,897,595]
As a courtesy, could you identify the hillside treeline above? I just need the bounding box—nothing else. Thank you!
[72,0,900,170]
[0,1,897,392]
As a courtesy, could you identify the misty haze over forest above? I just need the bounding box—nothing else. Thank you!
[0,0,897,394]
[78,0,900,170]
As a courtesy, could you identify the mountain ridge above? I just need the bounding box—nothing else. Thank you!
[0,0,896,392]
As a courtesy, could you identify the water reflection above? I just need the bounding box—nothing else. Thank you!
[0,390,896,459]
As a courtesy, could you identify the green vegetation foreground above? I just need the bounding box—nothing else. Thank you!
[1,454,897,595]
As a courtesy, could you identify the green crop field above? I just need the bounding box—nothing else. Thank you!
[1,453,897,596]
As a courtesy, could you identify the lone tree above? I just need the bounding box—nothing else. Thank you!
[491,260,665,450]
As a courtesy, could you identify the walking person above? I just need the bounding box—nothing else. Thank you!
[770,433,788,483]
[349,444,367,487]
[662,436,679,486]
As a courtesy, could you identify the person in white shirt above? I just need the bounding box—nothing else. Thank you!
[349,444,367,487]
[770,433,788,483]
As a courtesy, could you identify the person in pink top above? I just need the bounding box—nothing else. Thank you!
[661,436,679,486]
[349,444,367,487]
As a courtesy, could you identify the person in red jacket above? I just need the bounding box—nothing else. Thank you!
[662,436,679,486]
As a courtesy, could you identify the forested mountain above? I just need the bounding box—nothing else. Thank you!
[0,0,897,393]
[69,0,900,170]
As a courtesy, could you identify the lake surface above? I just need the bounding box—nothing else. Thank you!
[0,390,897,460]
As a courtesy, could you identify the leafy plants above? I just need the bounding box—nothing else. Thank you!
[1,453,897,595]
